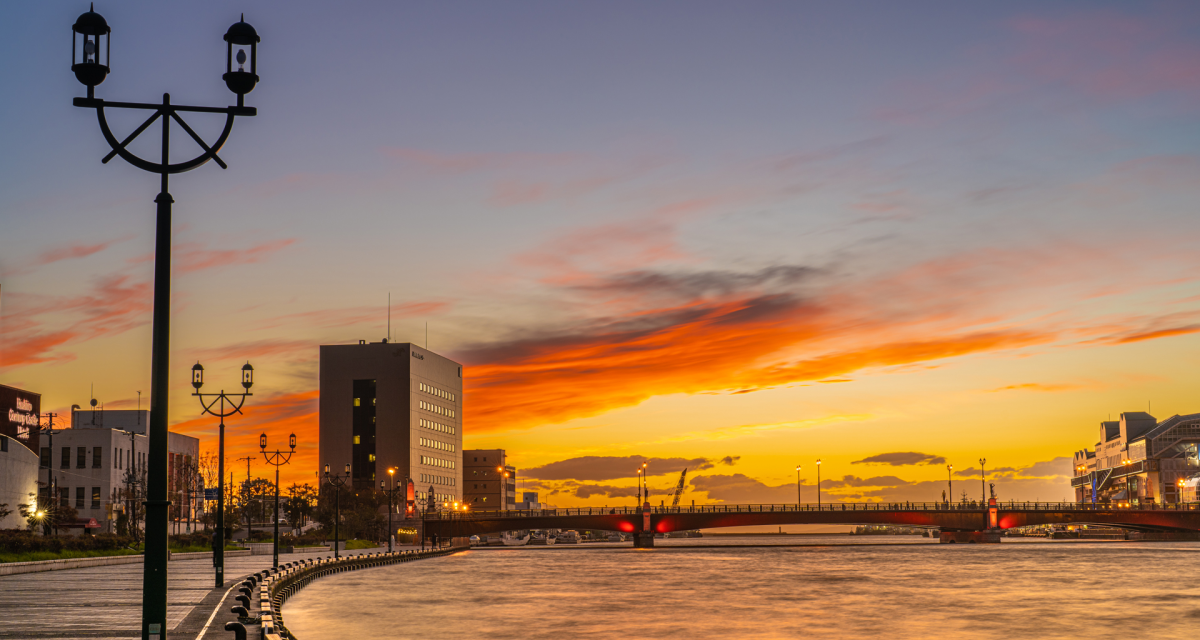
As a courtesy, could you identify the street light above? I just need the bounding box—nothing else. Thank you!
[259,433,296,569]
[979,458,987,505]
[72,9,259,630]
[641,462,648,505]
[816,459,822,508]
[947,464,953,507]
[795,465,802,507]
[381,468,400,552]
[192,362,254,588]
[324,463,351,559]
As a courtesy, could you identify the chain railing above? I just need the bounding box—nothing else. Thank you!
[222,546,466,640]
[424,501,1200,520]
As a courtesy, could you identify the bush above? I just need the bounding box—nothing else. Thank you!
[0,531,137,554]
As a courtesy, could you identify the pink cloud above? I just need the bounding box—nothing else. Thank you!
[175,238,297,274]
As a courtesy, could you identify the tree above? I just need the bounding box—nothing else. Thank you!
[0,503,11,522]
[284,483,318,530]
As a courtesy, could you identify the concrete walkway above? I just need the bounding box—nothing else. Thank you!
[0,545,407,639]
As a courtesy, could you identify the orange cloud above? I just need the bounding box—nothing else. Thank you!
[172,390,319,487]
[989,382,1085,393]
[175,238,297,274]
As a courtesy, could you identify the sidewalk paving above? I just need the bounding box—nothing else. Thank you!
[0,545,408,639]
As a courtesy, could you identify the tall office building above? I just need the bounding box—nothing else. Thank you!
[319,341,463,504]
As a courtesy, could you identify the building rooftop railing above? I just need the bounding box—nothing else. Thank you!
[423,500,1200,520]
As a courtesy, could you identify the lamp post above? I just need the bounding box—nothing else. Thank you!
[324,463,351,559]
[641,462,648,506]
[979,458,987,505]
[795,465,802,507]
[816,459,822,508]
[191,362,254,588]
[71,10,259,633]
[381,468,399,552]
[636,467,643,506]
[947,464,953,508]
[259,433,295,569]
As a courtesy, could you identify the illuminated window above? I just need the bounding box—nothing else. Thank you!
[354,436,360,445]
[368,454,376,462]
[354,398,360,407]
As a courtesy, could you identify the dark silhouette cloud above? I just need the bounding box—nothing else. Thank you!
[523,455,725,481]
[852,452,946,466]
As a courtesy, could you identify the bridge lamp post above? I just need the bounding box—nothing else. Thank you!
[259,432,295,570]
[641,462,648,505]
[324,463,351,559]
[795,466,802,507]
[979,458,986,505]
[1178,479,1186,506]
[947,465,953,507]
[816,459,822,508]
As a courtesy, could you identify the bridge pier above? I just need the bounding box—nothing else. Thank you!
[939,530,1000,544]
[633,532,655,548]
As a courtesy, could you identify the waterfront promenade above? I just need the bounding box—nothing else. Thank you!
[0,546,392,639]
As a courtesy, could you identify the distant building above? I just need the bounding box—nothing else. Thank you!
[319,341,463,505]
[515,491,541,510]
[0,384,41,453]
[462,449,516,510]
[38,409,199,532]
[1072,412,1200,505]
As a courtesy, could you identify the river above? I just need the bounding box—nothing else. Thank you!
[281,536,1200,639]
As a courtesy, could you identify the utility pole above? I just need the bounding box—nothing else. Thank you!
[40,413,57,536]
[236,456,255,540]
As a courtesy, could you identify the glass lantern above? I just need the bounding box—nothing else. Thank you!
[72,4,110,95]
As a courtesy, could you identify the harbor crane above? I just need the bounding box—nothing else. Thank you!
[670,468,688,507]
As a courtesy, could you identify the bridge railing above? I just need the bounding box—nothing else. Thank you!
[423,501,1200,520]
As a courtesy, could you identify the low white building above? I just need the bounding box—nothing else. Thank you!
[0,435,39,529]
[35,409,201,532]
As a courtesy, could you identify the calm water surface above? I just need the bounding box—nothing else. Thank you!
[282,536,1200,639]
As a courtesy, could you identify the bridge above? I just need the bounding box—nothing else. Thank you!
[421,501,1200,546]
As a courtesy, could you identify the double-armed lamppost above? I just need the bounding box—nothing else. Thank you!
[324,464,351,559]
[71,7,260,636]
[380,468,401,552]
[259,433,296,569]
[192,362,254,588]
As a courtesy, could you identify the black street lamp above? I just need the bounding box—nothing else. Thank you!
[260,433,296,569]
[191,362,254,588]
[71,8,260,638]
[324,463,351,559]
[380,468,400,552]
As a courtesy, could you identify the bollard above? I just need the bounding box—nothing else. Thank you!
[231,605,249,618]
[235,594,250,608]
[224,621,247,640]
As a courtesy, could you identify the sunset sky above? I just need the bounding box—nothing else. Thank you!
[4,1,1200,509]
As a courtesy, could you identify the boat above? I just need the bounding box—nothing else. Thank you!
[559,530,581,544]
[502,531,531,546]
[469,535,482,546]
[607,532,625,542]
[529,530,558,545]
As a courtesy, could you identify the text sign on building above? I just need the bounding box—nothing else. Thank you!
[204,488,221,501]
[0,385,40,450]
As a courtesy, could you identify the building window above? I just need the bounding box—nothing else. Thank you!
[0,436,7,452]
[75,486,85,509]
[93,447,102,468]
[91,487,101,509]
[77,447,87,469]
[354,436,360,445]
[354,398,361,407]
[40,447,51,468]
[61,447,70,469]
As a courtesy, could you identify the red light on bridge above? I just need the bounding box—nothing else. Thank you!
[618,521,635,532]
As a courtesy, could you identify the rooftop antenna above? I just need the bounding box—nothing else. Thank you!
[90,385,98,425]
[388,293,391,343]
[426,322,428,349]
[137,391,142,424]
